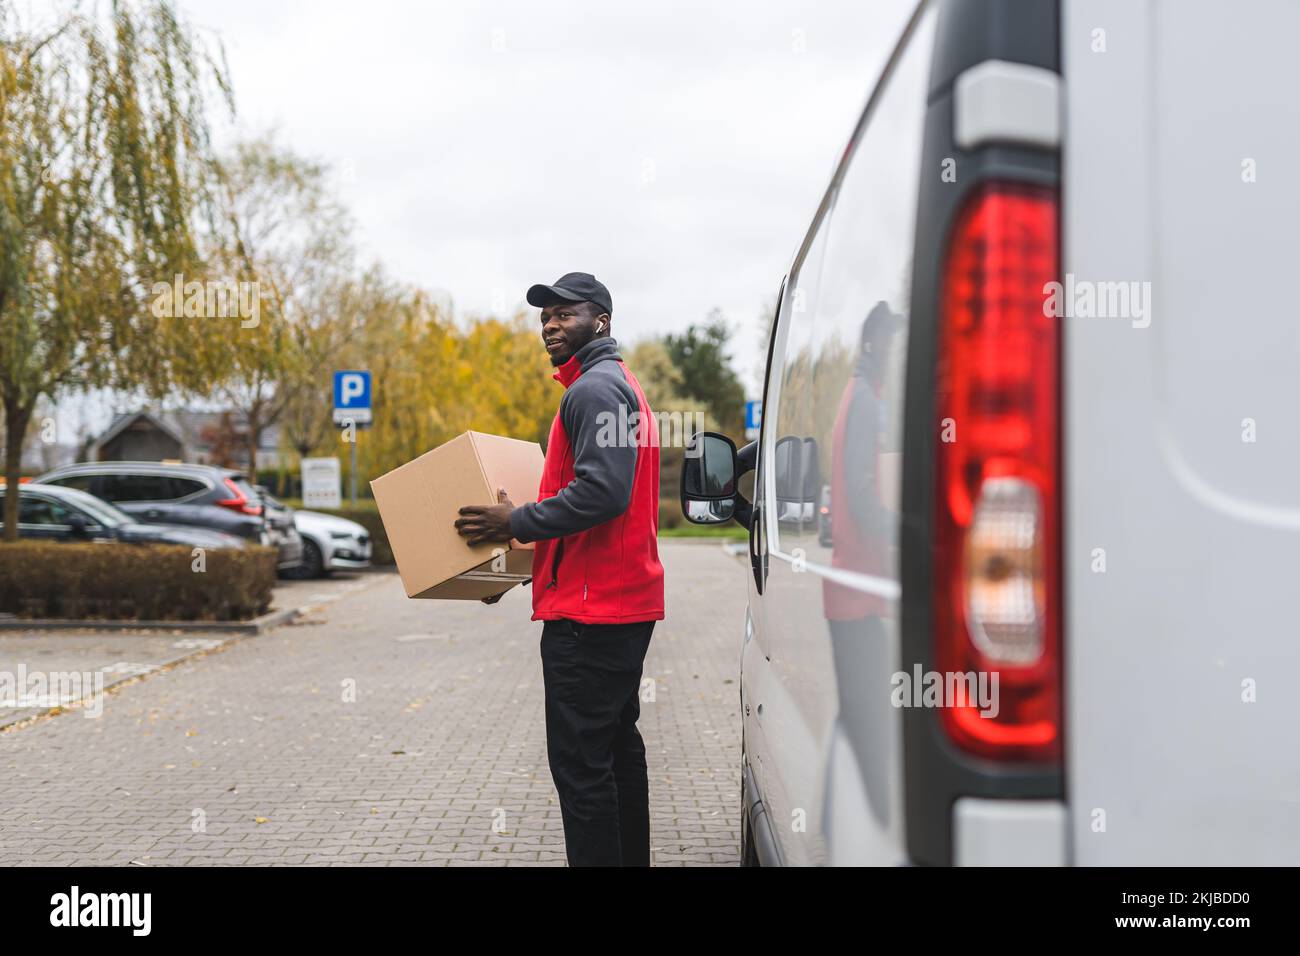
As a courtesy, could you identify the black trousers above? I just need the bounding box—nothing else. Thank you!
[539,617,655,867]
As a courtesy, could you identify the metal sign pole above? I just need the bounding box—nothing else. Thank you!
[350,432,358,508]
[333,370,371,510]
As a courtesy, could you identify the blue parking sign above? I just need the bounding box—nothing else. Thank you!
[333,370,372,426]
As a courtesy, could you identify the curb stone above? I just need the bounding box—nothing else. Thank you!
[0,604,301,635]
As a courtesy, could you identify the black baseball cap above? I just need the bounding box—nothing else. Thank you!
[526,272,613,316]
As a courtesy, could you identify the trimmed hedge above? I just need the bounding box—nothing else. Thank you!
[0,542,278,622]
[255,470,303,500]
[658,496,685,530]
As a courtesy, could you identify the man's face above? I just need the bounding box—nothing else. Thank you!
[540,300,605,366]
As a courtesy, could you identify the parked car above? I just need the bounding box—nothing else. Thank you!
[250,486,305,577]
[681,0,1300,866]
[0,482,246,550]
[255,488,372,579]
[35,461,302,570]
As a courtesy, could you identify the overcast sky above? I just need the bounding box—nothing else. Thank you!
[173,0,915,395]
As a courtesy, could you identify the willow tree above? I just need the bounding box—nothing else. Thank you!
[207,135,354,473]
[0,0,232,539]
[286,269,379,463]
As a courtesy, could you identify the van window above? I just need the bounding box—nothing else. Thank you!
[771,224,830,542]
[769,4,934,582]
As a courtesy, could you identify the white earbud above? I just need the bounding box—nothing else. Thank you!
[597,321,606,333]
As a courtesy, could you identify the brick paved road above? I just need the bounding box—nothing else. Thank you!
[0,541,748,866]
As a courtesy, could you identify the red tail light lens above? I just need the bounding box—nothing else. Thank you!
[217,478,263,517]
[934,183,1060,762]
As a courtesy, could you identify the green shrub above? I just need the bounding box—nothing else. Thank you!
[255,470,299,499]
[0,542,278,621]
[658,496,684,530]
[659,522,748,539]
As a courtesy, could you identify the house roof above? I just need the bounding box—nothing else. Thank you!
[93,411,186,451]
[95,408,282,454]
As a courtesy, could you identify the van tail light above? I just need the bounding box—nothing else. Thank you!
[934,183,1061,763]
[217,478,263,517]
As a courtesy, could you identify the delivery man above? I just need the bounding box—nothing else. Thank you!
[454,271,666,867]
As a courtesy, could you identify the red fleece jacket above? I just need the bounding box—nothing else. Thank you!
[508,336,665,624]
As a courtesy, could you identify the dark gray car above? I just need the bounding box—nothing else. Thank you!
[36,461,303,570]
[0,483,247,550]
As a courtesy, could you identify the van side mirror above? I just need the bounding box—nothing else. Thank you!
[773,435,821,525]
[680,432,738,524]
[67,513,90,538]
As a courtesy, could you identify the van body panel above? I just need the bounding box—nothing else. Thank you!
[1062,0,1300,865]
[739,0,1299,867]
[747,0,936,867]
[952,798,1068,866]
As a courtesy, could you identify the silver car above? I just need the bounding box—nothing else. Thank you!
[284,508,372,579]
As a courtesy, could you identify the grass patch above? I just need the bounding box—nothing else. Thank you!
[659,523,748,540]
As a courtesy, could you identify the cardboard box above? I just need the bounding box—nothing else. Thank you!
[370,431,544,600]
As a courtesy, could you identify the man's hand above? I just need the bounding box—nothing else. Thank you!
[456,487,516,545]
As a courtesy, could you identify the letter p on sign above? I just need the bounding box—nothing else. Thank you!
[333,370,372,426]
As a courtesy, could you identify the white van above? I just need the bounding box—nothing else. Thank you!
[681,0,1300,865]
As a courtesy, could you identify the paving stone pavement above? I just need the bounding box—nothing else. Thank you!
[0,576,374,727]
[0,541,749,866]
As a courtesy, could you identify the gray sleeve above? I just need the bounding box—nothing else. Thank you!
[508,371,639,543]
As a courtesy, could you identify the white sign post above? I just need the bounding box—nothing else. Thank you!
[302,457,342,510]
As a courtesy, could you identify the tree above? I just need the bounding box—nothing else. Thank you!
[279,266,388,463]
[625,337,689,415]
[201,411,243,469]
[0,0,232,538]
[206,135,353,471]
[457,313,559,446]
[625,335,699,506]
[353,283,555,482]
[663,309,746,441]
